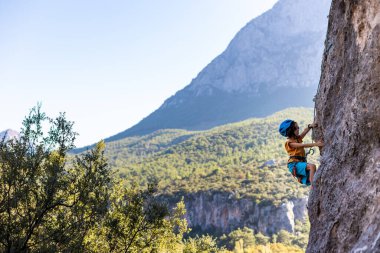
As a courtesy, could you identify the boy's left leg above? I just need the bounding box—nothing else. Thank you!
[306,163,317,184]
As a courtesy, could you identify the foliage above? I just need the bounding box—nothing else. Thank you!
[254,233,270,246]
[84,184,189,252]
[0,105,111,252]
[217,224,309,253]
[220,227,256,250]
[183,235,221,253]
[276,230,293,245]
[250,243,304,253]
[0,105,227,252]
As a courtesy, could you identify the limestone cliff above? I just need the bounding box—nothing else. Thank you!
[166,192,307,236]
[309,0,380,252]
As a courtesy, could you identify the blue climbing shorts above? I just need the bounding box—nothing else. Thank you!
[288,162,310,185]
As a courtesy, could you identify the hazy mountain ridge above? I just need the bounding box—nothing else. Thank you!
[0,129,19,142]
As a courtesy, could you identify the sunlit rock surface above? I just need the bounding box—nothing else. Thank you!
[309,0,380,252]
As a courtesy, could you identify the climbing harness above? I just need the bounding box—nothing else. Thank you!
[288,148,314,184]
[290,161,309,185]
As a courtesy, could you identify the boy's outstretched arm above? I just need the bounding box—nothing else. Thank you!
[299,123,318,139]
[289,141,324,149]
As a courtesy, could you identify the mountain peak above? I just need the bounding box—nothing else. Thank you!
[0,129,20,142]
[188,0,330,94]
[103,0,331,143]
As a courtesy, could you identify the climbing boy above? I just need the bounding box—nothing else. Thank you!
[279,120,324,187]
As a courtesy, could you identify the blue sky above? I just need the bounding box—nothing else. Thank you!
[0,0,278,147]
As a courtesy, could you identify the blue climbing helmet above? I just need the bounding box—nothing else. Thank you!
[279,119,294,137]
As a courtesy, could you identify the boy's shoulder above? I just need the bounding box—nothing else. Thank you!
[286,137,303,145]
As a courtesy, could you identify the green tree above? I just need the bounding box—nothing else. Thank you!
[222,227,256,250]
[255,232,270,246]
[276,230,293,245]
[292,219,310,249]
[84,184,189,252]
[183,235,221,253]
[0,105,111,252]
[0,105,190,253]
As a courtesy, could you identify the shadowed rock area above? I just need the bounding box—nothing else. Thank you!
[309,0,380,252]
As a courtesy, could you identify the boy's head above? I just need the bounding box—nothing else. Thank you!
[288,121,299,138]
[279,119,299,138]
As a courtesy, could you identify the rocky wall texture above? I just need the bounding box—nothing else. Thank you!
[167,192,307,236]
[309,0,380,252]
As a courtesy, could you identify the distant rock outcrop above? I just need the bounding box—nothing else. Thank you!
[260,159,277,168]
[105,0,331,142]
[0,129,19,142]
[309,0,380,252]
[166,192,307,236]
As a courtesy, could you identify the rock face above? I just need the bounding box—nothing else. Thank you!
[309,0,380,252]
[171,192,307,236]
[105,0,330,142]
